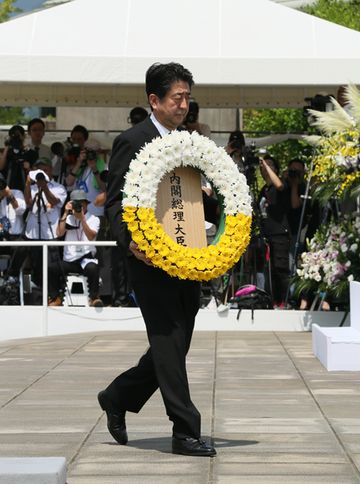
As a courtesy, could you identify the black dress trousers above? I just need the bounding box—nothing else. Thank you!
[105,257,201,440]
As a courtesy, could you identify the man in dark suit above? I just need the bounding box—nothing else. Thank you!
[98,63,216,457]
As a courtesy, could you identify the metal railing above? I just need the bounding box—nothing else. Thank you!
[0,240,117,334]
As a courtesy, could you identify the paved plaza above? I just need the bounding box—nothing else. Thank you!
[0,330,360,483]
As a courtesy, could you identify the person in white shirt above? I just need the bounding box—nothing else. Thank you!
[11,158,67,290]
[48,189,103,307]
[0,173,26,240]
[24,158,67,241]
[0,173,26,279]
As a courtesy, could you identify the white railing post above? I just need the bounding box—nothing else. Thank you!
[42,244,48,336]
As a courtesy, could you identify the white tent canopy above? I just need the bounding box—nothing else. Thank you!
[0,0,359,107]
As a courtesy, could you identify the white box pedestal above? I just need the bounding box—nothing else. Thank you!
[0,457,66,484]
[312,281,360,371]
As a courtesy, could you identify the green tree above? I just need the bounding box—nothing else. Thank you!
[243,108,313,167]
[0,0,21,23]
[243,0,360,171]
[0,1,26,125]
[301,0,360,32]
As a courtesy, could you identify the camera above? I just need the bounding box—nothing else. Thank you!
[185,111,197,124]
[184,101,199,125]
[288,169,300,179]
[85,149,97,161]
[29,169,50,184]
[72,200,83,213]
[5,133,23,154]
[64,139,81,159]
[243,143,260,169]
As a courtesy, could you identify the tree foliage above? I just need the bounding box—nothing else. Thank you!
[242,0,360,167]
[0,0,21,23]
[0,1,25,126]
[301,0,360,32]
[243,108,313,165]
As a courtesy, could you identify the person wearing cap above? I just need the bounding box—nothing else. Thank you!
[9,158,68,292]
[47,189,103,307]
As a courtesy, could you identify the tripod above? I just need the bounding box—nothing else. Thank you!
[284,150,317,308]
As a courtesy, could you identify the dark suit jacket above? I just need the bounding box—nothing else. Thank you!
[106,116,160,256]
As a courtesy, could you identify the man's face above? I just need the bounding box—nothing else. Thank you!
[149,81,191,130]
[71,131,87,148]
[29,122,45,145]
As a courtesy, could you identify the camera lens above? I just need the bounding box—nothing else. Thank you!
[72,200,83,213]
[35,172,46,182]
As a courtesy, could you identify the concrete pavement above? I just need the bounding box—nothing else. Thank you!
[0,331,359,483]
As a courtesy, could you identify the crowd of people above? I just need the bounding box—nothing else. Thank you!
[0,106,318,309]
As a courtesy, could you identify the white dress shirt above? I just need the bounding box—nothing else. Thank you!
[63,212,100,269]
[25,180,67,240]
[0,189,26,235]
[150,113,170,137]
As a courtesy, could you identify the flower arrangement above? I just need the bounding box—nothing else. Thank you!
[122,130,252,281]
[294,215,360,299]
[311,129,360,201]
[307,85,360,203]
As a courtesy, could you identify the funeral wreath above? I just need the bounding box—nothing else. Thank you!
[122,131,252,281]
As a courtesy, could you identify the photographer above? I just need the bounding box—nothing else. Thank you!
[225,130,246,169]
[258,154,291,309]
[183,101,211,138]
[65,139,106,217]
[53,125,90,188]
[283,159,307,262]
[48,189,103,307]
[11,158,68,292]
[0,173,26,263]
[0,125,36,191]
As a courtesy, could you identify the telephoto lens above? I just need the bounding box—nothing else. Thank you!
[72,200,83,213]
[35,172,46,182]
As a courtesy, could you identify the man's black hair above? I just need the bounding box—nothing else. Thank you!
[188,101,199,114]
[129,107,148,125]
[28,118,45,131]
[288,158,305,168]
[145,62,194,99]
[71,124,89,141]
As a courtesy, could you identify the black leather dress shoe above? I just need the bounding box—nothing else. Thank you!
[172,437,216,456]
[97,390,128,445]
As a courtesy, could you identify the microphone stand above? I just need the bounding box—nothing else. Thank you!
[284,148,317,308]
